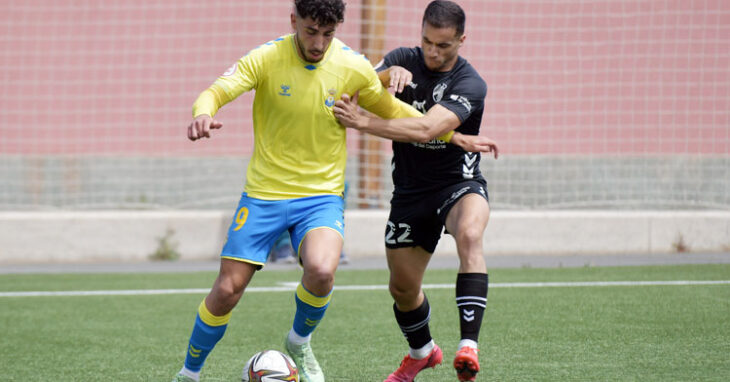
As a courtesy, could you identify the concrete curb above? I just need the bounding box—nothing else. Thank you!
[0,210,728,264]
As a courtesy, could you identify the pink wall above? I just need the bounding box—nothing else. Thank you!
[1,0,728,156]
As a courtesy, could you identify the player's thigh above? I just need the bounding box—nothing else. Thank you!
[217,257,258,291]
[444,193,491,240]
[386,246,432,295]
[299,227,343,274]
[289,194,345,267]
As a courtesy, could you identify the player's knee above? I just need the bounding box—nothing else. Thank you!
[213,275,247,301]
[303,264,336,292]
[455,224,484,246]
[389,282,418,305]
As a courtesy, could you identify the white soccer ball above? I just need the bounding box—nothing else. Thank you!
[242,350,299,382]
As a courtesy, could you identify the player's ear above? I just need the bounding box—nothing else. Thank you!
[459,34,466,47]
[290,13,297,31]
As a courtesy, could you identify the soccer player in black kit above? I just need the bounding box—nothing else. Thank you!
[333,2,498,381]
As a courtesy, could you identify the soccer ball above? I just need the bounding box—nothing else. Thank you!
[242,350,299,382]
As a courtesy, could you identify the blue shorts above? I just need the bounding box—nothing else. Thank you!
[221,193,345,269]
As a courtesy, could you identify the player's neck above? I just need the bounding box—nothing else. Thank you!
[435,56,459,73]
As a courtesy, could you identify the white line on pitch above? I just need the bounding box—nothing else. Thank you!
[1,280,729,297]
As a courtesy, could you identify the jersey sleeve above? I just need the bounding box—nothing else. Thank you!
[192,48,263,117]
[374,47,413,73]
[437,74,487,123]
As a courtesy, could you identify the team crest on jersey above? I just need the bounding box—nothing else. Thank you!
[325,88,336,107]
[223,63,237,77]
[433,83,447,102]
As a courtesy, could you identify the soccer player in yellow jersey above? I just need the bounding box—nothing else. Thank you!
[173,1,486,381]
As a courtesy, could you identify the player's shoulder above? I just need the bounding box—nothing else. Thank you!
[453,57,487,93]
[240,34,292,61]
[384,46,421,64]
[331,38,375,71]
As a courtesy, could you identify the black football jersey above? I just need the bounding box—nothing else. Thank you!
[376,47,488,196]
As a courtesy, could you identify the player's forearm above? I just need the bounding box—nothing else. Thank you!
[191,85,232,118]
[357,116,446,143]
[377,69,390,88]
[365,90,421,120]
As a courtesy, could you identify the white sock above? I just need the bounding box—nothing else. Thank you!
[287,329,311,346]
[409,340,435,360]
[458,339,478,350]
[178,366,200,381]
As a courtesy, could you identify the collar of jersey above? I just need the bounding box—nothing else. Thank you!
[289,33,334,69]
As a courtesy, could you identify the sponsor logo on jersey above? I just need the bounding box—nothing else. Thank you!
[433,83,447,102]
[450,94,472,113]
[279,85,291,96]
[411,140,447,150]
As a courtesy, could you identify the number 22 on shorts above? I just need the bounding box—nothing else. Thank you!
[385,220,413,244]
[233,207,249,231]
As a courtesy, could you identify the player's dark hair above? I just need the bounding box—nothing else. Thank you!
[422,0,465,36]
[295,0,346,25]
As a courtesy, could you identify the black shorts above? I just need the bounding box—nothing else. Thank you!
[385,180,488,253]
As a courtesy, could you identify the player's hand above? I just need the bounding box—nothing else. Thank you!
[387,66,413,94]
[451,132,500,159]
[333,91,367,129]
[187,114,222,141]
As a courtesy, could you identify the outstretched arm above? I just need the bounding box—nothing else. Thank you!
[335,92,498,156]
[334,91,458,143]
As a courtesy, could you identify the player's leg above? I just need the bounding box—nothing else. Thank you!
[176,259,257,381]
[174,194,285,382]
[285,195,345,382]
[384,246,444,382]
[444,192,490,382]
[384,201,444,381]
[388,246,433,351]
[292,227,342,339]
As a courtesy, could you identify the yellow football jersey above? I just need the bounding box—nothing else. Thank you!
[192,34,420,200]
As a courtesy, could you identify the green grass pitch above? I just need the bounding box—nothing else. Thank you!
[1,264,729,381]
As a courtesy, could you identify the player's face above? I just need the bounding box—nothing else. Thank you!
[421,22,465,72]
[291,14,338,63]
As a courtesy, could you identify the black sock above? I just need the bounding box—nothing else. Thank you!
[393,296,432,350]
[456,273,488,342]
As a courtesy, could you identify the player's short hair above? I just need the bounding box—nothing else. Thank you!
[295,0,346,26]
[422,0,466,36]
